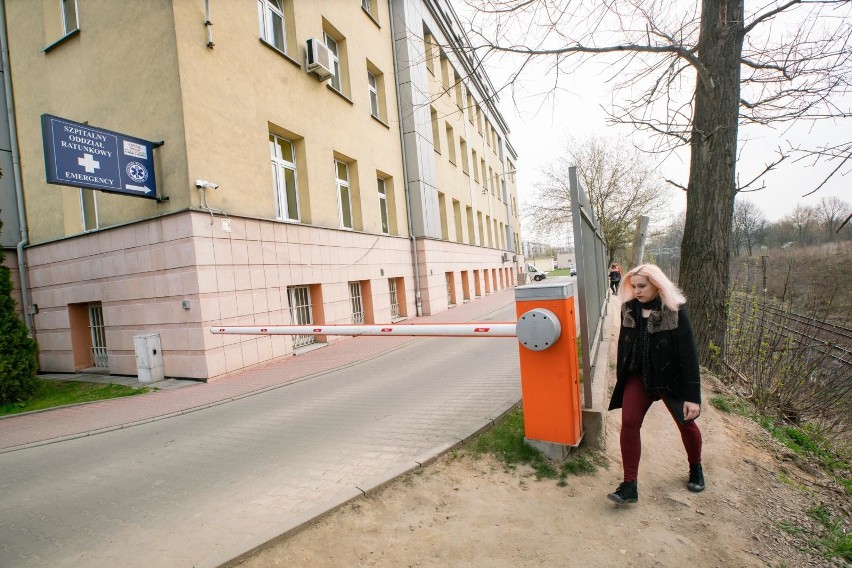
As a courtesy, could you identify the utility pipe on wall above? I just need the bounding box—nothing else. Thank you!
[0,0,34,333]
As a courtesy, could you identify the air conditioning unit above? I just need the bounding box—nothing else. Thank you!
[306,38,334,81]
[502,252,509,263]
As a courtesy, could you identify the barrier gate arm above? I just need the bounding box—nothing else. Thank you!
[211,322,518,338]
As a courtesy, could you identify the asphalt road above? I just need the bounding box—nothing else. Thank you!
[0,304,521,568]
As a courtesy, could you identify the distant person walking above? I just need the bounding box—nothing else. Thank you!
[608,264,622,293]
[607,264,704,505]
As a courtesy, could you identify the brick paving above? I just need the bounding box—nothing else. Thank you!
[0,290,522,568]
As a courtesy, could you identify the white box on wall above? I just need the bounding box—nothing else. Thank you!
[134,333,164,383]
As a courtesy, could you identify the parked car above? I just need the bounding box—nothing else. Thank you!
[527,264,546,282]
[569,265,577,276]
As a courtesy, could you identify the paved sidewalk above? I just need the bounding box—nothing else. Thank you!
[0,290,516,452]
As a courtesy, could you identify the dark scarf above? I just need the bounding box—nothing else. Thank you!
[628,297,664,393]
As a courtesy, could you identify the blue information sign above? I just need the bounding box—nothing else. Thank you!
[41,114,159,200]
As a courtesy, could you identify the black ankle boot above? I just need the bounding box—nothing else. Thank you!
[688,463,705,492]
[608,481,638,504]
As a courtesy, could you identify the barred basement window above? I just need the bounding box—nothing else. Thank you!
[287,286,314,348]
[349,281,364,324]
[388,278,399,319]
[88,303,108,368]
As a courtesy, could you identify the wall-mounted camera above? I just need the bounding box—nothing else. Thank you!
[195,179,219,190]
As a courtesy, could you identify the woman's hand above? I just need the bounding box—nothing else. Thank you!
[683,401,701,421]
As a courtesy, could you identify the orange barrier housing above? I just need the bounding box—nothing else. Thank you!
[515,283,583,447]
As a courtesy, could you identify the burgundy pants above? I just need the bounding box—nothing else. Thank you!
[620,373,702,482]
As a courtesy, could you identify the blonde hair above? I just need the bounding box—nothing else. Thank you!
[617,263,686,310]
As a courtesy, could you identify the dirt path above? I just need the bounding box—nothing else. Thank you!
[233,369,848,568]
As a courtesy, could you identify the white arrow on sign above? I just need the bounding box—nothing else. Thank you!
[125,185,153,194]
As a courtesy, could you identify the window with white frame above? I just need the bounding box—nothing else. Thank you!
[368,72,379,118]
[377,177,389,234]
[287,286,315,348]
[269,133,300,221]
[335,160,353,229]
[258,0,286,52]
[62,0,78,34]
[325,33,341,92]
[349,281,364,324]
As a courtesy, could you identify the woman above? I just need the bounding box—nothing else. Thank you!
[608,264,622,293]
[608,264,704,505]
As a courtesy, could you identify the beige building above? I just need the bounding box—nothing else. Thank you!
[0,0,521,380]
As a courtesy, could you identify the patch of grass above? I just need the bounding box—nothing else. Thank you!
[547,268,573,277]
[777,472,811,493]
[709,394,752,416]
[779,520,805,536]
[0,379,150,417]
[808,505,852,563]
[469,408,604,483]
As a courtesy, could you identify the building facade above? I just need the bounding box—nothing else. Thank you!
[0,0,521,380]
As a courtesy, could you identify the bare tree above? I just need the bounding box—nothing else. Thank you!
[526,136,668,266]
[815,195,851,241]
[732,198,766,256]
[787,204,817,246]
[462,0,851,364]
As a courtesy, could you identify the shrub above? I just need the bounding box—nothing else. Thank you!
[0,217,39,403]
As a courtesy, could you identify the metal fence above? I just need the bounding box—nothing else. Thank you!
[569,166,610,409]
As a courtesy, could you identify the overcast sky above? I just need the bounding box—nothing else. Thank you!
[455,3,850,239]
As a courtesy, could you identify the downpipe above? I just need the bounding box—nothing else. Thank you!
[0,0,34,333]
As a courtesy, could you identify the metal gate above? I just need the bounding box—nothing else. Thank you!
[88,303,108,368]
[287,286,315,348]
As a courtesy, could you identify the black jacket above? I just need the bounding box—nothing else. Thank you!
[608,299,701,410]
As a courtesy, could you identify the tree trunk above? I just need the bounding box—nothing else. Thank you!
[679,0,744,367]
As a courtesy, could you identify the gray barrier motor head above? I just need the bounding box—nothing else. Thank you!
[516,308,561,351]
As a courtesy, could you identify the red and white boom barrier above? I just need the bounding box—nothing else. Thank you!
[211,322,518,338]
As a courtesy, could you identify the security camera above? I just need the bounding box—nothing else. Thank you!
[195,179,219,190]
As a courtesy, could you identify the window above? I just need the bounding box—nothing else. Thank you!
[80,189,98,232]
[258,0,286,52]
[335,160,353,229]
[62,0,78,34]
[453,199,463,243]
[366,64,387,121]
[472,150,479,182]
[454,73,463,109]
[388,278,400,319]
[377,177,389,234]
[287,286,315,348]
[325,33,342,92]
[438,192,449,240]
[349,282,364,324]
[440,54,450,91]
[460,138,469,174]
[430,107,441,153]
[270,133,300,221]
[88,303,107,368]
[466,206,475,245]
[424,32,436,75]
[368,72,379,118]
[445,123,456,165]
[446,272,456,306]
